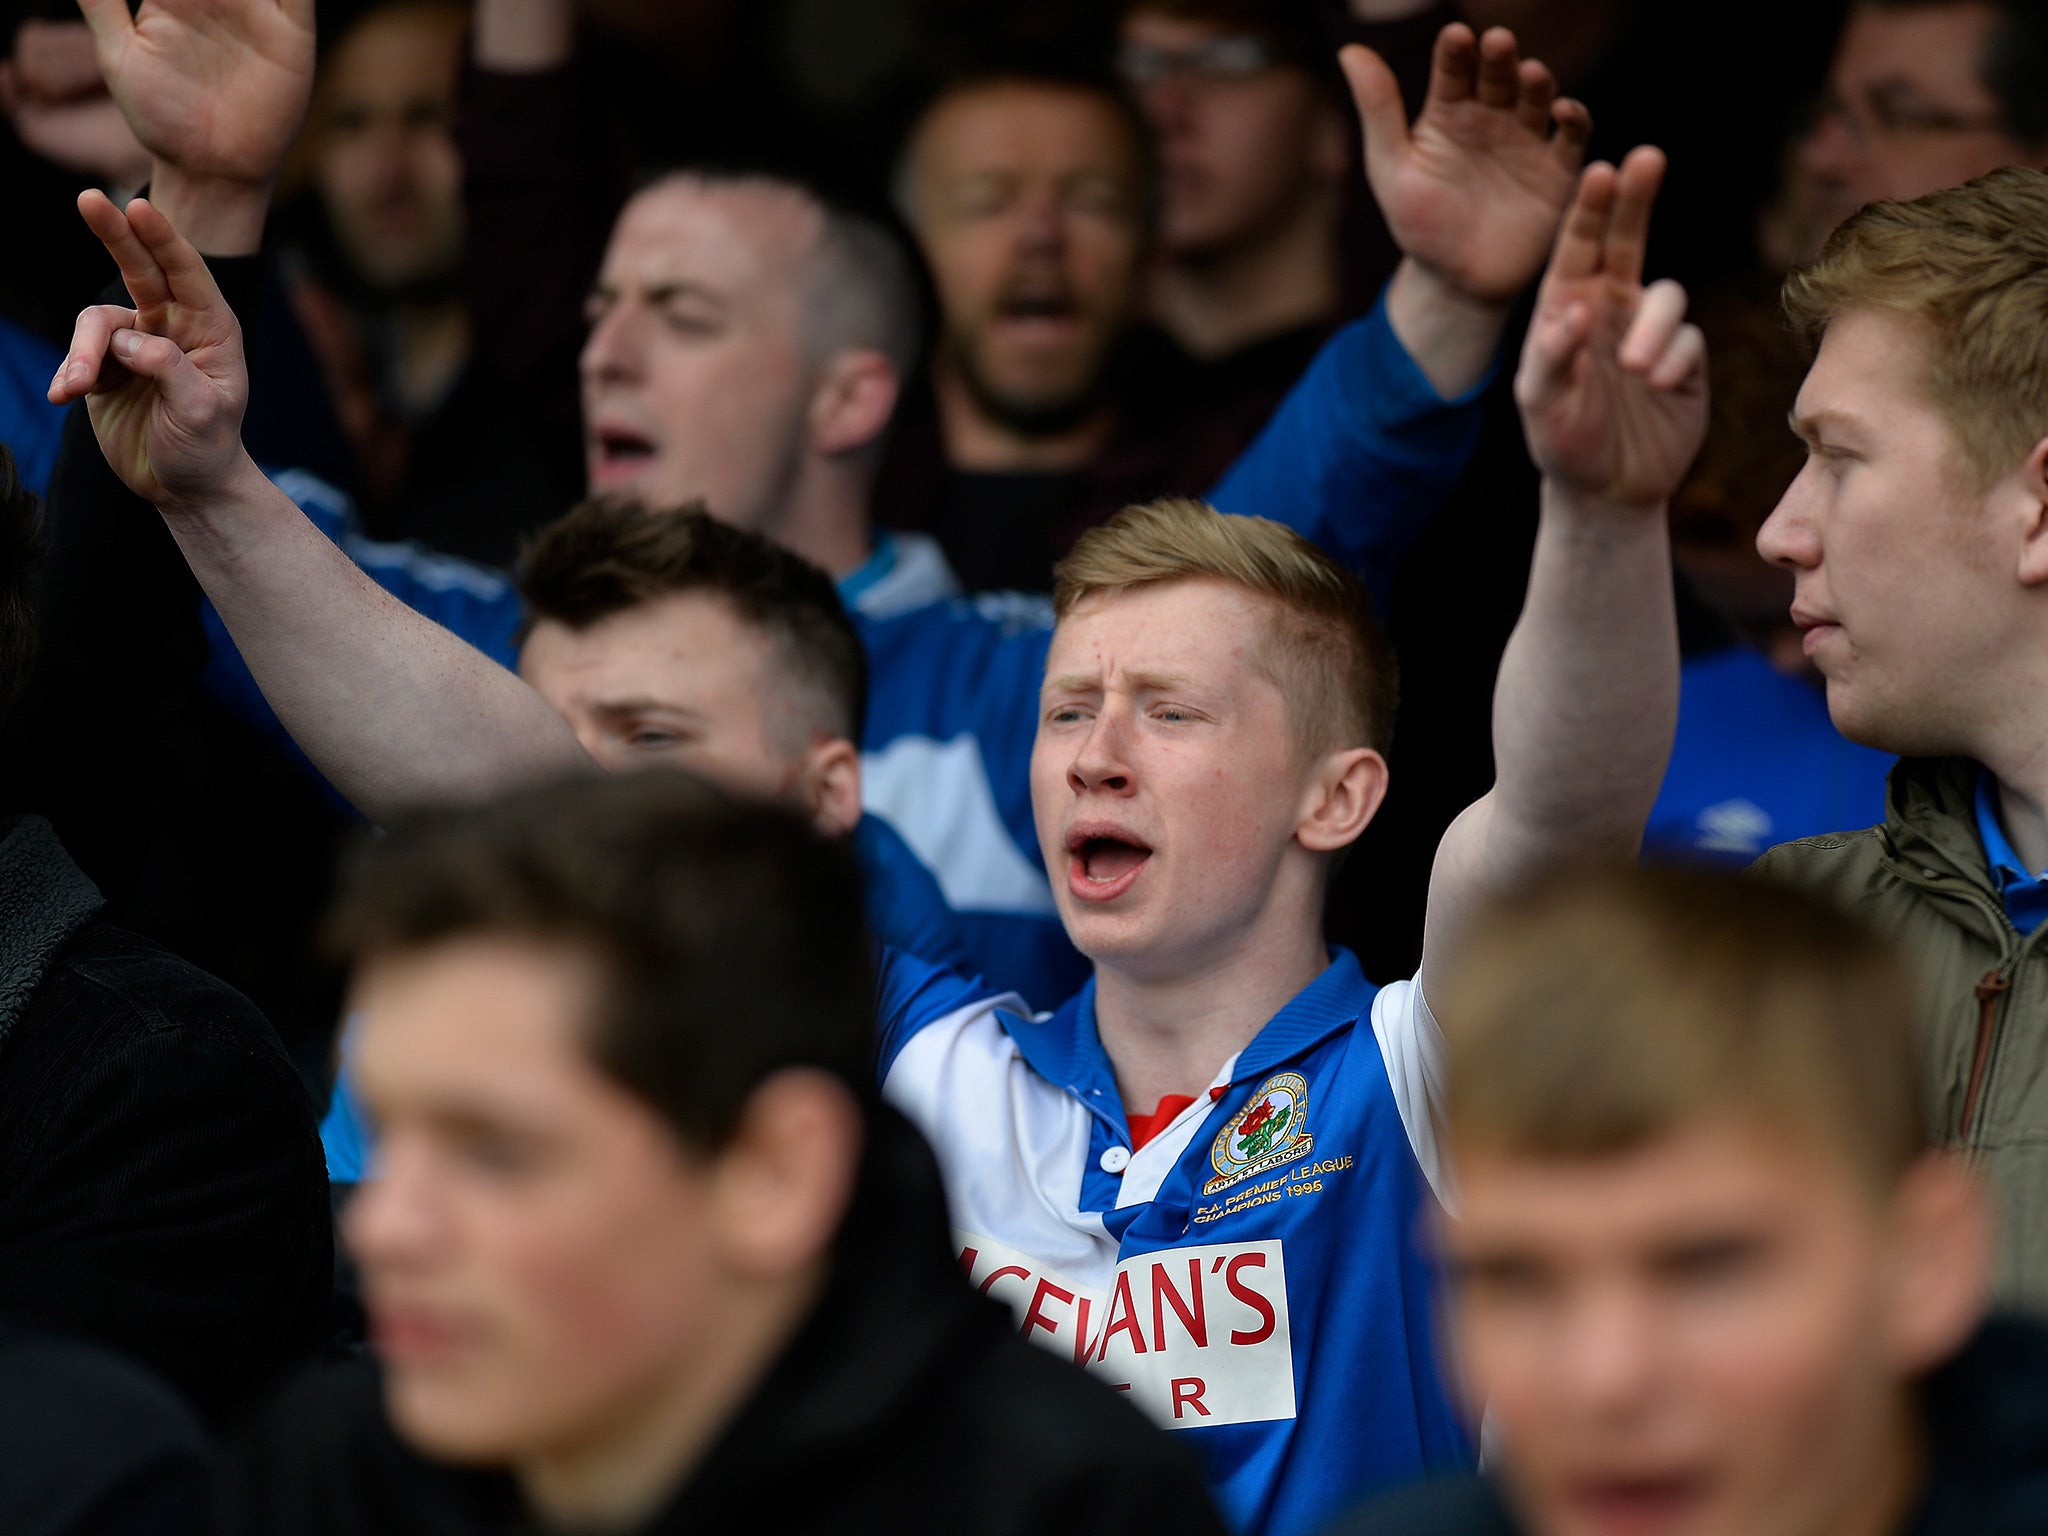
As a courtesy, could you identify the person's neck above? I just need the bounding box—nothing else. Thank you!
[1092,896,1332,1113]
[933,360,1118,474]
[516,1265,826,1533]
[1149,202,1340,361]
[771,473,877,584]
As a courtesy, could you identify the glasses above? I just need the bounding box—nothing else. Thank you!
[1116,35,1279,88]
[1816,86,2007,144]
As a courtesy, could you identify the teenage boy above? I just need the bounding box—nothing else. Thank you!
[1326,864,2036,1536]
[54,126,1706,1532]
[220,773,1230,1536]
[1752,167,2048,1306]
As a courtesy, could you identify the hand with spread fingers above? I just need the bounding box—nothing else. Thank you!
[48,192,254,510]
[1515,146,1709,512]
[1343,23,1592,308]
[78,0,313,192]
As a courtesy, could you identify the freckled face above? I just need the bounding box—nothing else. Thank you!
[1030,579,1314,979]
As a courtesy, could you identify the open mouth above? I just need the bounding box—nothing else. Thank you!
[1066,827,1153,901]
[996,287,1081,332]
[589,426,659,485]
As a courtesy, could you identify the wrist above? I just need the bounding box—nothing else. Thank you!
[1385,258,1512,400]
[1539,476,1671,525]
[157,448,270,530]
[145,161,271,257]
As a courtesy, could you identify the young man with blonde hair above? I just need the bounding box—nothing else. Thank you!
[1326,863,2042,1536]
[53,83,1702,1536]
[1754,166,2048,1306]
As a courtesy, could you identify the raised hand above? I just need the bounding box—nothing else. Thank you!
[1343,24,1591,307]
[1514,147,1708,511]
[0,20,149,185]
[77,0,314,195]
[48,192,253,509]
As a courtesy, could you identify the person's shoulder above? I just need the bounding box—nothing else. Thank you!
[40,920,275,1040]
[1319,1475,1521,1536]
[934,1308,1228,1529]
[0,1322,210,1536]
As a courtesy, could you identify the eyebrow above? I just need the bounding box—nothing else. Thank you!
[1041,669,1205,696]
[587,281,731,311]
[586,697,705,722]
[1787,407,1867,442]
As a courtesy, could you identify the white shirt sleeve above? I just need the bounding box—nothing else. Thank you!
[1369,975,1457,1213]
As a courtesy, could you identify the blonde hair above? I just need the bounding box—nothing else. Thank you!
[1052,498,1397,754]
[1435,864,1930,1191]
[1783,166,2048,489]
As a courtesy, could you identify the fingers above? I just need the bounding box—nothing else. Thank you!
[78,188,172,313]
[123,197,233,318]
[1550,98,1593,175]
[101,324,223,427]
[1520,298,1596,397]
[1339,44,1409,185]
[1546,161,1619,286]
[1425,23,1478,107]
[1600,145,1668,289]
[1618,280,1688,373]
[1515,58,1558,137]
[48,302,139,403]
[72,0,136,50]
[1475,27,1520,111]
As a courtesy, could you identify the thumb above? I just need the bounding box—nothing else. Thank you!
[1339,44,1409,189]
[108,327,226,426]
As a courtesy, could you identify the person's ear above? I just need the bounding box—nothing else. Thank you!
[808,349,900,459]
[1311,95,1352,187]
[2012,435,2048,589]
[708,1069,864,1280]
[1296,745,1390,853]
[1884,1151,1994,1376]
[796,735,863,838]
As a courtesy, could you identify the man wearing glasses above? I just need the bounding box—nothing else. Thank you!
[1797,0,2048,255]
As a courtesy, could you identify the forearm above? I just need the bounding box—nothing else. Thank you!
[1488,480,1678,857]
[162,458,593,823]
[1383,257,1511,400]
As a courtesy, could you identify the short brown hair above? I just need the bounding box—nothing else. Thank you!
[1435,864,1930,1190]
[326,772,875,1150]
[1782,166,2048,489]
[1052,497,1398,754]
[516,500,867,747]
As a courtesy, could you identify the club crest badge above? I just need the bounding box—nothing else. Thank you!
[1203,1072,1314,1195]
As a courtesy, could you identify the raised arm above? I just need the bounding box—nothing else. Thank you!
[1207,25,1589,600]
[1416,148,1705,1003]
[50,194,591,823]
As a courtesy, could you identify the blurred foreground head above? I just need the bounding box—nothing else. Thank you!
[1432,864,1991,1536]
[326,773,873,1494]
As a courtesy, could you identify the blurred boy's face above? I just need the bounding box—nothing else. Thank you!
[1120,11,1346,261]
[344,938,726,1467]
[312,4,468,293]
[1445,1117,1936,1536]
[904,82,1147,436]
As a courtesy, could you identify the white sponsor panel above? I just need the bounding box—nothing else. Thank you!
[957,1231,1296,1429]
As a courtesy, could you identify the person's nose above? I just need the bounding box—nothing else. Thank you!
[579,301,643,387]
[1067,707,1134,797]
[1757,469,1822,573]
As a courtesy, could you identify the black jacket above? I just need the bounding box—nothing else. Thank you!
[0,815,332,1423]
[1323,1313,2048,1536]
[0,1315,211,1536]
[218,1104,1227,1536]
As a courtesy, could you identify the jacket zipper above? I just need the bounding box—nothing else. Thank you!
[1882,860,2024,1148]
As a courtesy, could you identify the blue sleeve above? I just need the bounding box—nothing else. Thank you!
[854,814,978,980]
[873,943,1013,1081]
[1206,292,1492,614]
[0,317,68,496]
[198,469,527,790]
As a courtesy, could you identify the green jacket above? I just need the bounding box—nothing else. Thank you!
[1754,755,2048,1307]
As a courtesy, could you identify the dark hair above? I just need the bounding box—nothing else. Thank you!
[1862,0,2048,144]
[515,499,868,744]
[0,444,43,724]
[325,772,876,1150]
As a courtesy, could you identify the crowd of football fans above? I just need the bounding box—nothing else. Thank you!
[2,1,2047,1533]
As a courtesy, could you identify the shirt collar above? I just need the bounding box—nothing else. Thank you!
[834,532,898,611]
[994,948,1379,1106]
[1975,768,2046,899]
